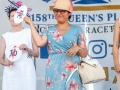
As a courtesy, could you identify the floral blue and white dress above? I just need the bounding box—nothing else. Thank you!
[43,25,86,90]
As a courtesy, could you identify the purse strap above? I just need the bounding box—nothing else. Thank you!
[80,54,92,61]
[66,54,92,85]
[66,55,93,89]
[66,65,87,90]
[66,66,78,85]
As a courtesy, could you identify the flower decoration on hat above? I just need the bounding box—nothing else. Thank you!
[5,0,32,17]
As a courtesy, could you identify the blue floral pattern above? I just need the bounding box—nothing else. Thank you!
[43,25,86,90]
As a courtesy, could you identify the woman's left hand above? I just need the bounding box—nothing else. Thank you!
[19,44,28,50]
[66,46,80,57]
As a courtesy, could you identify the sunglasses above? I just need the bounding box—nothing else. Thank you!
[53,9,69,14]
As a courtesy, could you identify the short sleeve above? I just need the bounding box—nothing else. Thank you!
[77,26,86,45]
[41,25,49,36]
[42,29,47,36]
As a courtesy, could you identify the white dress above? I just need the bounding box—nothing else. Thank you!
[2,28,36,90]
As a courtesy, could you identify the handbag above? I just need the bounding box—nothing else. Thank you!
[66,55,106,85]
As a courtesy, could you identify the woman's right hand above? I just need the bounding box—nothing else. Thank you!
[114,63,120,72]
[24,16,33,25]
[2,60,14,66]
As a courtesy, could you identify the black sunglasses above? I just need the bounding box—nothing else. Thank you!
[53,9,69,14]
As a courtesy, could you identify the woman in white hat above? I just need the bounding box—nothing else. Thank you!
[24,0,88,90]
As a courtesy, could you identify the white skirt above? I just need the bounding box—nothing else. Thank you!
[2,59,36,90]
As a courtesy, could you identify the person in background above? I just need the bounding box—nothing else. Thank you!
[113,18,120,90]
[0,7,39,90]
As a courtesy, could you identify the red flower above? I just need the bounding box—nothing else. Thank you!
[47,41,53,53]
[46,58,51,68]
[50,31,62,42]
[27,8,32,12]
[79,32,86,45]
[46,77,51,88]
[16,1,22,7]
[56,49,64,53]
[16,1,32,12]
[69,79,79,90]
[63,61,76,72]
[81,35,86,45]
[50,31,56,35]
[61,72,67,79]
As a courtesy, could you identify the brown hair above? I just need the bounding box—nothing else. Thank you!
[68,15,71,20]
[8,8,17,18]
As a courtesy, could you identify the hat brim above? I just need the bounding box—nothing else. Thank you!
[53,6,70,12]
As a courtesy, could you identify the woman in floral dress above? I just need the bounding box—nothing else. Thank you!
[24,0,88,90]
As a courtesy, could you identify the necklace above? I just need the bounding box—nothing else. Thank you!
[56,24,70,30]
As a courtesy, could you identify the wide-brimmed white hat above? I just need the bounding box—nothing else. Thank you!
[53,0,73,13]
